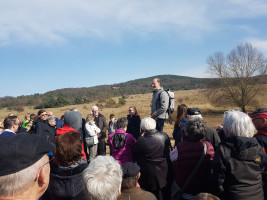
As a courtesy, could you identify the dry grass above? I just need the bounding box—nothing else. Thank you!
[1,84,266,139]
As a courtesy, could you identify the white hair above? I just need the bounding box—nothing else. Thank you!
[91,106,98,111]
[140,117,156,132]
[223,110,256,138]
[82,155,122,200]
[0,155,48,196]
[188,114,203,120]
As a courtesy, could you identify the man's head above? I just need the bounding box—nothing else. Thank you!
[3,115,20,133]
[152,78,161,90]
[0,133,55,199]
[249,108,267,131]
[47,112,54,117]
[121,162,140,190]
[186,108,203,120]
[70,108,80,112]
[140,117,156,132]
[92,106,99,117]
[83,155,122,200]
[38,109,48,121]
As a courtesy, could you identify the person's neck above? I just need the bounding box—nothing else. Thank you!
[0,188,39,200]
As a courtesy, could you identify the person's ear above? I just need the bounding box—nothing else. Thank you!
[38,166,49,186]
[137,172,141,180]
[118,188,121,197]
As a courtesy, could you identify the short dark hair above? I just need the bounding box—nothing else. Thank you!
[4,116,18,129]
[116,117,128,129]
[186,118,205,141]
[30,113,36,120]
[54,131,83,167]
[121,176,138,190]
[110,114,115,118]
[37,109,46,116]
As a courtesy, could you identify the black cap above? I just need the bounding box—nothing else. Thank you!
[187,108,201,115]
[121,162,140,178]
[0,133,56,176]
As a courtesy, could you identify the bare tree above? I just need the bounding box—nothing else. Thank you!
[207,42,267,112]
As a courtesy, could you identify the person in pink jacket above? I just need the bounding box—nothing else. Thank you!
[108,117,136,165]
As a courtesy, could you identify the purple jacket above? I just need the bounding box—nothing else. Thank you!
[108,129,136,165]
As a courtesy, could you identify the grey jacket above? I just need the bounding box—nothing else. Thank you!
[151,88,169,119]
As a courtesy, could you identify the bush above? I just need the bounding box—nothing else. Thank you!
[118,96,126,105]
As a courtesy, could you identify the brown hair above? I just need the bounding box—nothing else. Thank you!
[54,131,83,167]
[121,176,138,190]
[174,104,187,128]
[38,109,46,116]
[129,106,138,115]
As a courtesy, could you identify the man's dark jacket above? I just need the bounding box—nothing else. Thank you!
[255,127,267,153]
[36,122,56,143]
[211,136,267,200]
[133,130,171,191]
[94,113,108,139]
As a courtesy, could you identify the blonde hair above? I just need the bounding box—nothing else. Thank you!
[86,114,94,122]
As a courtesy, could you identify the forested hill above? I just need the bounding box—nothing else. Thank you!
[0,74,251,109]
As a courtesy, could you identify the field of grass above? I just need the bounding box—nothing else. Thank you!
[1,84,266,139]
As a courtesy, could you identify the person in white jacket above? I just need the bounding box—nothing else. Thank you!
[85,114,101,163]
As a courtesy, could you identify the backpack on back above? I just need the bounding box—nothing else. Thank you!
[159,89,175,123]
[112,133,127,150]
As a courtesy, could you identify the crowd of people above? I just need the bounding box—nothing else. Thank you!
[0,78,266,200]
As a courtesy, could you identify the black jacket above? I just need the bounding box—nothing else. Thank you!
[45,158,88,200]
[36,122,56,143]
[126,114,141,139]
[211,136,267,200]
[133,130,171,191]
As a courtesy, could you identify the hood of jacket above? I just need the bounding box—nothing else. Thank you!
[49,158,88,198]
[64,111,82,131]
[224,136,262,161]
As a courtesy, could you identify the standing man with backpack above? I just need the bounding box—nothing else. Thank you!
[151,78,169,131]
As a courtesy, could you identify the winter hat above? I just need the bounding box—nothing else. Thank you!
[64,111,82,131]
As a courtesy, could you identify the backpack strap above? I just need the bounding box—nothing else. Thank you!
[176,142,208,199]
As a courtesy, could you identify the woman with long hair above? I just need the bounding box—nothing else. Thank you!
[172,104,188,140]
[126,106,141,139]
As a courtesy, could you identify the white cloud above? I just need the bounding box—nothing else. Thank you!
[246,38,267,56]
[0,0,267,46]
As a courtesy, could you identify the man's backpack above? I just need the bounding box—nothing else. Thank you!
[112,133,127,150]
[159,89,175,123]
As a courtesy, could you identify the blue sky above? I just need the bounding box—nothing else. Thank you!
[0,0,267,97]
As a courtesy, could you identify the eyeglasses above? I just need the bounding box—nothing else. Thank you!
[41,113,48,117]
[34,157,54,182]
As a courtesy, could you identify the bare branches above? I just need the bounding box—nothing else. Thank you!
[207,42,267,112]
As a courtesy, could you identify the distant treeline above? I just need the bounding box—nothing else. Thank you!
[1,74,265,110]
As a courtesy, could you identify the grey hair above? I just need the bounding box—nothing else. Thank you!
[116,117,128,129]
[83,155,122,200]
[91,106,98,111]
[0,155,48,196]
[47,116,55,123]
[186,118,205,141]
[223,110,255,138]
[140,117,156,132]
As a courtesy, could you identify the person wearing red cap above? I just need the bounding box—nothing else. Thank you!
[250,108,267,152]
